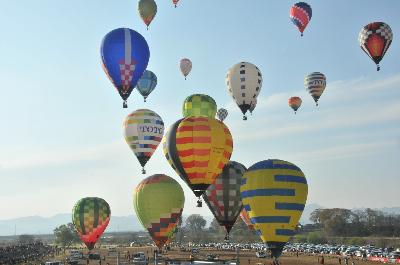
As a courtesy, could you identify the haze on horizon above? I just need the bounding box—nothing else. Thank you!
[0,1,399,221]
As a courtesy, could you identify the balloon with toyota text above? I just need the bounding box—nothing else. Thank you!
[72,197,111,251]
[124,109,164,174]
[305,72,326,106]
[241,159,308,260]
[101,28,150,108]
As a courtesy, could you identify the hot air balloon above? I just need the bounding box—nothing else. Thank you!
[240,208,255,231]
[359,22,393,71]
[136,70,157,102]
[182,94,217,118]
[203,161,246,240]
[172,0,179,8]
[163,117,233,207]
[217,108,228,122]
[124,109,164,174]
[101,28,150,108]
[180,58,192,80]
[288,97,302,114]
[226,62,263,120]
[305,72,326,106]
[133,174,184,249]
[240,159,308,260]
[138,0,157,30]
[72,197,111,251]
[249,99,257,115]
[290,2,312,37]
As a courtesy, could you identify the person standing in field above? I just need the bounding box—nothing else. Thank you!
[338,257,342,264]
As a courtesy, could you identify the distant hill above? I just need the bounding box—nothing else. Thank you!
[1,206,398,236]
[0,214,214,236]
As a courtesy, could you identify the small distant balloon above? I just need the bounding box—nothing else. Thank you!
[288,96,302,114]
[305,72,326,106]
[136,70,157,102]
[180,58,192,80]
[217,108,228,122]
[359,22,393,71]
[172,0,179,8]
[290,2,312,37]
[138,0,157,30]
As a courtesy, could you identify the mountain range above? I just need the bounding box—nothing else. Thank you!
[1,205,399,236]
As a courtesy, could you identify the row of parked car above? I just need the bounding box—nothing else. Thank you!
[283,242,400,259]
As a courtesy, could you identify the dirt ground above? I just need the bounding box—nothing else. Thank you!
[51,246,380,265]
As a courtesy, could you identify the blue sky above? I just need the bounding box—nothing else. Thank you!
[0,0,399,221]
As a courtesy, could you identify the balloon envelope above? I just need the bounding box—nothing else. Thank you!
[290,2,312,36]
[182,94,217,118]
[288,97,302,113]
[124,109,164,173]
[180,58,192,79]
[101,28,150,108]
[136,70,157,102]
[240,208,255,231]
[359,22,393,71]
[217,108,228,122]
[133,174,184,249]
[226,62,262,120]
[203,161,246,235]
[163,117,233,198]
[72,197,111,250]
[138,0,157,28]
[240,159,308,259]
[304,72,326,106]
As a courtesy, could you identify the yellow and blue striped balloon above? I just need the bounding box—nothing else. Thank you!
[240,159,308,259]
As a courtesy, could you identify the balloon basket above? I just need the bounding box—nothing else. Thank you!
[243,115,247,121]
[196,199,202,207]
[142,168,146,174]
[123,101,128,108]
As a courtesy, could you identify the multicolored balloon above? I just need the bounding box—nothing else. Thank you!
[172,0,179,8]
[138,0,157,30]
[240,159,308,260]
[124,109,164,174]
[72,197,111,250]
[305,72,326,106]
[136,70,157,102]
[101,28,150,108]
[133,174,184,249]
[163,117,233,206]
[359,22,393,71]
[217,108,228,122]
[183,94,217,118]
[203,161,246,239]
[288,96,302,114]
[240,208,255,231]
[226,62,263,120]
[180,58,192,80]
[290,2,312,36]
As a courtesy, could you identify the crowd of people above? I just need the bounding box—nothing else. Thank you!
[0,242,58,265]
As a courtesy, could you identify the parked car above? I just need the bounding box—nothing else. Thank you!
[89,253,101,260]
[45,262,62,265]
[256,251,267,258]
